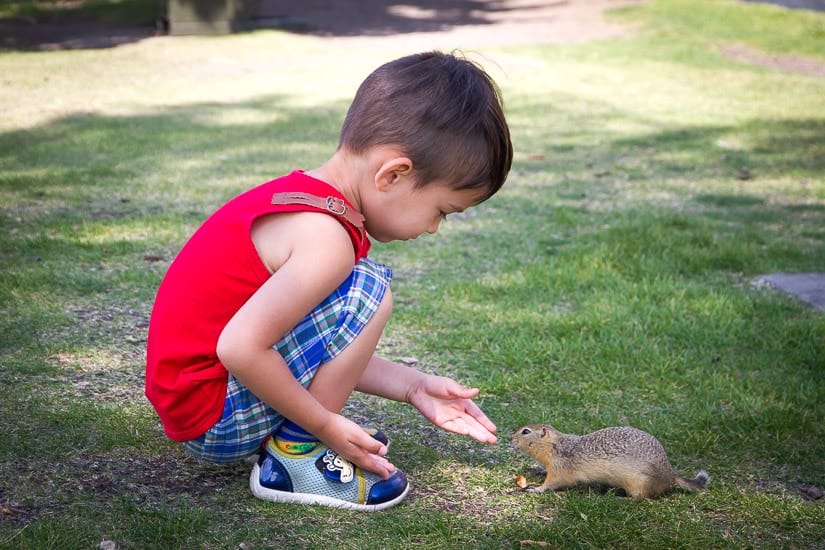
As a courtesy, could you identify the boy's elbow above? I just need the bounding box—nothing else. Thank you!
[216,329,246,374]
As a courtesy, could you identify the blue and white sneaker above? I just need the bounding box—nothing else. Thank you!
[250,439,409,511]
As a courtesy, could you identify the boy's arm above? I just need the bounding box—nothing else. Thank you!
[216,212,395,478]
[356,356,498,444]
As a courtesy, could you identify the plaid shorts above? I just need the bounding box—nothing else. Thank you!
[182,258,392,464]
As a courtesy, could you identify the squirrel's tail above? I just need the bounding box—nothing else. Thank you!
[675,470,710,492]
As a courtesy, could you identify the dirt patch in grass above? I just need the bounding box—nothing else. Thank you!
[723,43,825,76]
[1,450,249,526]
[1,486,40,526]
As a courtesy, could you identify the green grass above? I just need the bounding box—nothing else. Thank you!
[2,0,824,548]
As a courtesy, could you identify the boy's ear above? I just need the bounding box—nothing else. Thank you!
[374,156,413,191]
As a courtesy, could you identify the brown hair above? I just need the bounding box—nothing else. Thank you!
[339,51,512,203]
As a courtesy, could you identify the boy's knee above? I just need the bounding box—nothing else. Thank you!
[350,259,392,310]
[374,286,393,324]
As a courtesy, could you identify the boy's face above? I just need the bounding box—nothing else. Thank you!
[364,179,484,243]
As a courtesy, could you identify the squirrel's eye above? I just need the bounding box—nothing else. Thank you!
[521,428,531,435]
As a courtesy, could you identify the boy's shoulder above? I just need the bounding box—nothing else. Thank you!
[242,171,370,261]
[250,170,343,200]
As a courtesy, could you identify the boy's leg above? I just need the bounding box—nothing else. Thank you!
[252,259,409,511]
[267,287,392,455]
[271,286,392,452]
[305,285,392,413]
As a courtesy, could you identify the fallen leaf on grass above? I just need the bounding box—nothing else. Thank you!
[515,475,528,489]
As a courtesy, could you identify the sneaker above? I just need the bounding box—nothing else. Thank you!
[250,442,409,511]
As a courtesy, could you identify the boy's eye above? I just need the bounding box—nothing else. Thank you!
[440,211,448,220]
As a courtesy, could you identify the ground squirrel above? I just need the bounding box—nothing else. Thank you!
[511,424,710,499]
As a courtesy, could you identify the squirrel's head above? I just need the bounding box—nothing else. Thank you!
[511,424,561,452]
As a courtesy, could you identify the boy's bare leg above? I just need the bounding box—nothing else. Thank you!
[305,288,393,414]
[250,288,409,511]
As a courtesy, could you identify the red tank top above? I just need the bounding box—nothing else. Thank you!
[145,171,370,441]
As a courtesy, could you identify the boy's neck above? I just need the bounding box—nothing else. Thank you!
[306,149,366,214]
[307,145,410,218]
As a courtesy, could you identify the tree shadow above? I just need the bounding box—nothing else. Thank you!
[248,0,565,38]
[0,0,161,50]
[0,0,569,51]
[0,93,344,354]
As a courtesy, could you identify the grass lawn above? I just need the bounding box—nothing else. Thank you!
[1,0,824,548]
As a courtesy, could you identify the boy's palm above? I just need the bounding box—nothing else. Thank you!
[409,376,498,445]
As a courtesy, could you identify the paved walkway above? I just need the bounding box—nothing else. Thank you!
[754,274,825,312]
[744,0,825,9]
[252,0,642,48]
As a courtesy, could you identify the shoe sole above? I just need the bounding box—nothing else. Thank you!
[249,462,410,512]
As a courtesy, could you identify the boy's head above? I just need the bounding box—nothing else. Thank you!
[339,51,512,204]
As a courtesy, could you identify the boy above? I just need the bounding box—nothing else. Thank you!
[146,51,512,511]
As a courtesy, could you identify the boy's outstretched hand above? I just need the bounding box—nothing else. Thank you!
[406,374,498,444]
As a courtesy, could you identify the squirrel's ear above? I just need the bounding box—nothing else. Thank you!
[541,427,549,437]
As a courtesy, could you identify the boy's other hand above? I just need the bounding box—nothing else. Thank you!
[316,413,396,479]
[407,374,498,445]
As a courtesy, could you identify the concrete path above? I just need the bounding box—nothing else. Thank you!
[754,274,825,312]
[252,0,643,48]
[744,0,825,10]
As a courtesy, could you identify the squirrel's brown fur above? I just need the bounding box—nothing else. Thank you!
[511,424,709,499]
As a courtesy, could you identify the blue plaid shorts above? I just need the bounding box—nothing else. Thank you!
[182,258,392,464]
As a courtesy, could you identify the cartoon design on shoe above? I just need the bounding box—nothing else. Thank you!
[319,449,354,483]
[250,439,409,511]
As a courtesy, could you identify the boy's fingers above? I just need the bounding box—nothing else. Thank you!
[464,416,498,444]
[355,428,386,455]
[348,433,394,478]
[469,405,497,433]
[354,452,394,480]
[445,380,479,399]
[444,415,498,444]
[459,396,497,433]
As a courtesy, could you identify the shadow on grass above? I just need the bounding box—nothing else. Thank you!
[0,95,823,541]
[1,0,588,51]
[507,89,825,182]
[247,0,564,38]
[0,93,344,350]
